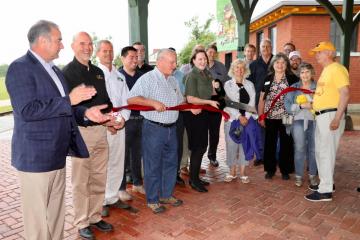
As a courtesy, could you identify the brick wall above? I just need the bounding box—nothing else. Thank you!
[244,15,360,104]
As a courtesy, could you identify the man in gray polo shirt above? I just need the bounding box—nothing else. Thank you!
[127,49,184,214]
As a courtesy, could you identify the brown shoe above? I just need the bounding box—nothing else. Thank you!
[159,196,183,207]
[147,203,166,214]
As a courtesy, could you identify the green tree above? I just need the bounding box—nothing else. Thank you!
[0,64,9,77]
[113,53,123,69]
[178,15,216,65]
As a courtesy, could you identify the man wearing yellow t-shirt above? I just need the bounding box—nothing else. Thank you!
[305,42,350,202]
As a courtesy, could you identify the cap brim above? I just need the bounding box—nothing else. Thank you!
[308,49,317,56]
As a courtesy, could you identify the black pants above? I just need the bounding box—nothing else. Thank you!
[176,112,185,174]
[120,117,143,190]
[183,111,208,184]
[207,112,222,160]
[263,119,294,175]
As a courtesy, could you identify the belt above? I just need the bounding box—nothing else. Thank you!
[129,115,144,120]
[148,120,176,128]
[315,108,337,116]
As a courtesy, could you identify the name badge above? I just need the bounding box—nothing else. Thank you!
[264,81,270,85]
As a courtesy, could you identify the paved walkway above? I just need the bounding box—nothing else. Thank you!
[0,121,359,239]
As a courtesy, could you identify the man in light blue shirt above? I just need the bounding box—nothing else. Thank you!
[128,49,184,214]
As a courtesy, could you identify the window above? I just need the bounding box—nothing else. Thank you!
[269,26,277,54]
[330,18,358,52]
[256,31,264,57]
[225,52,232,71]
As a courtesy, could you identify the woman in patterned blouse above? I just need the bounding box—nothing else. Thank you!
[258,53,299,180]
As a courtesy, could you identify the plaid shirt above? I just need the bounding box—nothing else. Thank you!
[128,67,184,124]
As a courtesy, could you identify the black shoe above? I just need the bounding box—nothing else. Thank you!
[308,184,335,192]
[357,187,360,192]
[190,182,208,192]
[199,178,210,186]
[108,199,131,209]
[101,206,109,217]
[90,220,113,232]
[281,174,290,180]
[209,159,219,167]
[265,172,274,179]
[304,191,332,202]
[176,175,185,185]
[79,227,94,240]
[254,159,263,166]
[107,200,139,213]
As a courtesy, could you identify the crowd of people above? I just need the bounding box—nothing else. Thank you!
[5,20,352,240]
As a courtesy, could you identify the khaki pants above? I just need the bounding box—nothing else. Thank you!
[19,168,65,240]
[72,125,108,229]
[104,128,125,205]
[315,111,345,193]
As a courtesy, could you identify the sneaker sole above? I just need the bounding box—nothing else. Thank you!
[304,196,333,202]
[308,187,335,193]
[150,207,166,214]
[159,201,183,207]
[79,234,95,240]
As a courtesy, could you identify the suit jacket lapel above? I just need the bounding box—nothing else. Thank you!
[27,51,65,96]
[52,65,70,94]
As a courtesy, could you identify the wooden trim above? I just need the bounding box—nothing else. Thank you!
[250,5,360,32]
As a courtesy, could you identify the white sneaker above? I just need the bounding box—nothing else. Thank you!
[119,190,132,201]
[309,174,318,186]
[295,175,303,187]
[132,185,146,194]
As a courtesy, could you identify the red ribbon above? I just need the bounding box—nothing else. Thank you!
[258,87,314,121]
[112,103,230,120]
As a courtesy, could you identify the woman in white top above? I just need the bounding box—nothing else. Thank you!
[223,59,256,183]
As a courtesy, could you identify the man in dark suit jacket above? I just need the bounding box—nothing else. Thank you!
[5,20,110,240]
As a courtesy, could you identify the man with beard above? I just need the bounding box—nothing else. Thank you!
[289,51,302,77]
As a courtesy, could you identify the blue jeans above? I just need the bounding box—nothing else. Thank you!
[142,119,178,204]
[291,120,317,177]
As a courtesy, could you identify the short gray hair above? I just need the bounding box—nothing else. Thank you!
[260,38,272,47]
[156,48,175,61]
[27,20,58,46]
[96,39,113,53]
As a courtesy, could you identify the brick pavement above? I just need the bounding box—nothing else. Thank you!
[0,130,359,240]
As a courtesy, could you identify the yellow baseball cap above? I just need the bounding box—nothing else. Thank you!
[309,41,336,55]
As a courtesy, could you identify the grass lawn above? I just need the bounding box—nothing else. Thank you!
[0,77,10,100]
[0,105,12,114]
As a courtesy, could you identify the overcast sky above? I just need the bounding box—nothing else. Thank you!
[0,0,280,65]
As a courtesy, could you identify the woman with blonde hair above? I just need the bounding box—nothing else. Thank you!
[223,59,257,183]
